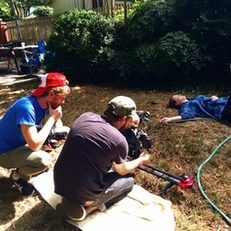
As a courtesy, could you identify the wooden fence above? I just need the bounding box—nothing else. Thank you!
[3,2,133,45]
[114,1,133,11]
[6,16,55,45]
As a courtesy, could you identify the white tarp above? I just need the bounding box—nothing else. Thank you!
[31,171,175,231]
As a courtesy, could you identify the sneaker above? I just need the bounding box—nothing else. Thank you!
[62,198,87,221]
[11,175,35,196]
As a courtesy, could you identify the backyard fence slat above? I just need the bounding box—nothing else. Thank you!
[3,2,133,45]
[5,16,55,44]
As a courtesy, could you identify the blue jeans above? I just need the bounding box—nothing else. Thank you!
[221,96,231,124]
[93,172,134,211]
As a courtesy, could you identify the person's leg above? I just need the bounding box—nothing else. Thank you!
[0,146,51,195]
[221,96,231,124]
[92,172,134,211]
[61,173,134,221]
[0,145,52,179]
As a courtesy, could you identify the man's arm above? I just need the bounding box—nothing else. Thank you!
[112,153,150,176]
[160,115,182,124]
[21,109,62,151]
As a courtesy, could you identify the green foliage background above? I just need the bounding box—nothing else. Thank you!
[0,0,51,19]
[33,6,54,17]
[46,0,231,89]
[0,1,12,20]
[46,10,115,84]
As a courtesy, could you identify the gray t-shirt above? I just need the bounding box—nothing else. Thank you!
[54,112,128,203]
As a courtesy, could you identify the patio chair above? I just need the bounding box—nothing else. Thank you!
[0,42,20,73]
[20,40,47,75]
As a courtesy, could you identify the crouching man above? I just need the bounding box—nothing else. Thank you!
[0,72,70,196]
[54,96,149,221]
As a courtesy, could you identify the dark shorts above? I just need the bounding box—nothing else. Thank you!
[221,96,231,124]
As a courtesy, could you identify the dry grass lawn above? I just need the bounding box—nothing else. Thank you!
[0,78,230,231]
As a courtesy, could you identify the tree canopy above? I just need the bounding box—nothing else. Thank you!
[0,0,51,19]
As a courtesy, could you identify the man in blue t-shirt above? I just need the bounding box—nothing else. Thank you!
[160,94,231,124]
[0,72,70,195]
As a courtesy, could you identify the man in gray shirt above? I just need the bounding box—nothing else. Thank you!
[54,96,149,221]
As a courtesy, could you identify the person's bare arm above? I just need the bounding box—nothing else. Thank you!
[21,109,62,151]
[112,153,150,176]
[159,115,182,124]
[210,95,219,101]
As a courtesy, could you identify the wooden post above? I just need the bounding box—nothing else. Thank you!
[124,0,128,27]
[10,0,23,42]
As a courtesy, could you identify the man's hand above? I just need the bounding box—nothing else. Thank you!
[131,113,140,128]
[160,117,171,124]
[210,95,219,101]
[160,115,182,124]
[139,152,150,165]
[112,152,150,176]
[49,105,62,122]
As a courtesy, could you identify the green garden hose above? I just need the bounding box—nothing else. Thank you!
[196,135,231,225]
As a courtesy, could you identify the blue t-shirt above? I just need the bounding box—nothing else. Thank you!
[0,95,48,155]
[180,95,228,120]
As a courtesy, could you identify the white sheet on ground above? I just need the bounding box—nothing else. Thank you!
[31,171,175,231]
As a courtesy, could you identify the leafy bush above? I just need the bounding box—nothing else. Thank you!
[0,1,13,21]
[112,44,158,88]
[152,31,203,85]
[46,10,115,83]
[44,0,231,88]
[111,30,203,88]
[127,0,178,46]
[33,6,54,17]
[156,31,202,69]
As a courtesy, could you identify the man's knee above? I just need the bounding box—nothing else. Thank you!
[31,150,52,168]
[105,176,134,197]
[119,176,134,192]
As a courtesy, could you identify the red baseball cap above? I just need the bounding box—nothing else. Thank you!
[32,72,69,97]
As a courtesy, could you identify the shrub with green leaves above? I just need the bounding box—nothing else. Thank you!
[111,44,157,88]
[0,1,13,21]
[115,0,231,88]
[111,31,203,88]
[156,31,202,69]
[33,6,54,17]
[153,31,203,85]
[44,1,231,88]
[46,10,115,83]
[127,0,178,46]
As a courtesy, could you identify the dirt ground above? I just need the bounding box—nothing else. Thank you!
[0,76,230,231]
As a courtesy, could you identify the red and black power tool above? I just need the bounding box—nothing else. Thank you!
[138,164,195,196]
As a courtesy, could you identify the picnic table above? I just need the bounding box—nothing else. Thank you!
[0,43,38,74]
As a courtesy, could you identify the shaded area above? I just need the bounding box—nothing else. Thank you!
[0,71,38,86]
[0,175,22,224]
[5,201,81,231]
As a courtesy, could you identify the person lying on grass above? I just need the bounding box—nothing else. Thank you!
[160,94,231,124]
